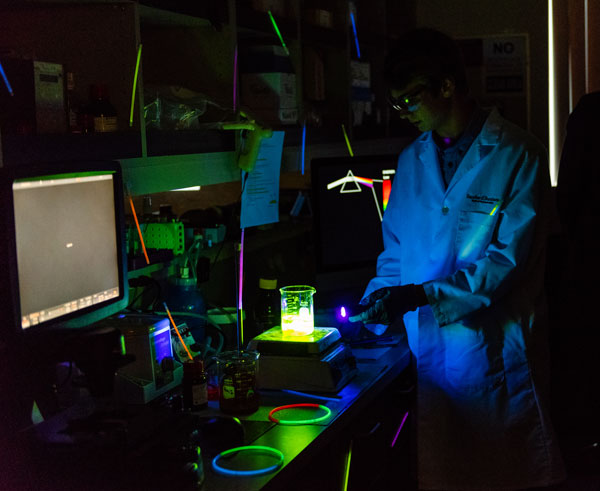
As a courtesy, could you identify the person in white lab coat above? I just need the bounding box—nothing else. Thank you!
[350,28,566,490]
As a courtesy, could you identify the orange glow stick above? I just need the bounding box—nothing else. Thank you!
[128,195,150,265]
[163,302,194,361]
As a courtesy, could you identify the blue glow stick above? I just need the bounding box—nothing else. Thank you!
[0,60,14,96]
[300,120,306,175]
[350,12,361,59]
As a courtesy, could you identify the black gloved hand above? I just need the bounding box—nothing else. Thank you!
[348,284,428,325]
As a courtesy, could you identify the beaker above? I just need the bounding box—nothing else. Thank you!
[216,350,260,414]
[279,285,316,336]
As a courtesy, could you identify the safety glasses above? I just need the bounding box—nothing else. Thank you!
[387,84,429,113]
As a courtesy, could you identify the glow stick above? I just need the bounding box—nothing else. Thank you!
[0,60,14,96]
[268,404,332,425]
[129,44,143,127]
[300,120,307,175]
[268,10,289,55]
[390,411,409,447]
[350,12,361,59]
[342,124,354,157]
[343,440,353,491]
[212,446,284,477]
[128,194,150,265]
[163,302,194,361]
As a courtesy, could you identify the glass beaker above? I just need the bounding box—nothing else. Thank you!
[216,350,260,414]
[279,285,316,336]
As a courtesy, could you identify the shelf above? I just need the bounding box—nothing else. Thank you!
[146,129,236,156]
[1,132,143,167]
[120,151,240,196]
[138,4,214,27]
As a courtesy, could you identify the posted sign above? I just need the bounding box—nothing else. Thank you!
[483,36,527,94]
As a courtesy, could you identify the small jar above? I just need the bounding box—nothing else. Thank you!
[253,277,280,334]
[183,359,208,411]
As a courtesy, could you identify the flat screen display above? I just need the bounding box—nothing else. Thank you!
[11,172,122,330]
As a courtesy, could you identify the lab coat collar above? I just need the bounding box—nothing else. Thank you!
[415,108,503,192]
[416,107,503,152]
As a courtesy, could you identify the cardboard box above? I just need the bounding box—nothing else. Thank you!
[241,72,297,124]
[251,107,298,125]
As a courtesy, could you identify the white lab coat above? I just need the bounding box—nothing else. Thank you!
[364,109,566,490]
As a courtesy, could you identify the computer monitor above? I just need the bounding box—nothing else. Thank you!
[0,160,129,337]
[311,154,397,305]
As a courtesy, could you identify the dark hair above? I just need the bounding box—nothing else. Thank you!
[384,28,468,95]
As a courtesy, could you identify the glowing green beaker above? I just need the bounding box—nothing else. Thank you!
[279,285,316,336]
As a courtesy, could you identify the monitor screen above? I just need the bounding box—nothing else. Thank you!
[0,161,128,334]
[311,154,397,299]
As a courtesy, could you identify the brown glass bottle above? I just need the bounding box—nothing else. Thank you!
[183,359,208,411]
[88,83,117,132]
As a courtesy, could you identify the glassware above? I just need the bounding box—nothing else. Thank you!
[216,350,260,414]
[279,285,316,336]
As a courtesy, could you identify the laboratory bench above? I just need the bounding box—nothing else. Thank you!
[2,342,412,491]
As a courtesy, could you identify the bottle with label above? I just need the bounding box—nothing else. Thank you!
[88,83,118,132]
[253,278,280,335]
[183,359,208,411]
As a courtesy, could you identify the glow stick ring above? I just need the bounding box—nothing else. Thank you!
[211,446,284,477]
[268,403,332,425]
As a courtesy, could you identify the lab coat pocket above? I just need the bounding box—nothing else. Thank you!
[443,323,505,395]
[455,210,497,265]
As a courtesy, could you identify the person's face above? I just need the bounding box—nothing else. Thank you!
[389,76,453,133]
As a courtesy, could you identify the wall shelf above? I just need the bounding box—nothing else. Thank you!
[0,0,415,193]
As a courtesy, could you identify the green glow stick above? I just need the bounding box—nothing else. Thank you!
[268,10,289,56]
[342,124,354,157]
[129,43,143,127]
[343,440,353,491]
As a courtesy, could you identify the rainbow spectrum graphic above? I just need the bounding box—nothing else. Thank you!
[326,169,396,221]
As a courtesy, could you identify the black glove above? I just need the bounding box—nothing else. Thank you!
[348,284,428,325]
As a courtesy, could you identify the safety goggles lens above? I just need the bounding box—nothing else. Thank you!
[388,85,427,112]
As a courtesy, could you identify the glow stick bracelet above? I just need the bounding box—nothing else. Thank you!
[0,60,14,96]
[390,411,409,448]
[129,44,143,127]
[350,12,361,59]
[343,440,353,491]
[212,446,284,477]
[300,120,306,175]
[342,124,354,157]
[128,194,150,265]
[163,302,194,361]
[268,404,332,425]
[267,10,289,55]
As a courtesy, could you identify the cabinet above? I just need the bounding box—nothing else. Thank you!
[0,1,415,193]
